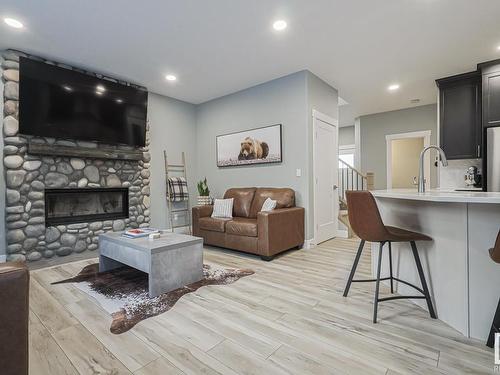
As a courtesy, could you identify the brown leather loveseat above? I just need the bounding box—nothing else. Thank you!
[192,187,305,260]
[0,262,29,375]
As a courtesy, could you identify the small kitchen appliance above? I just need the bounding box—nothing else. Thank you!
[465,166,482,188]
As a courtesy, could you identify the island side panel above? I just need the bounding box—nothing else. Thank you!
[467,203,500,340]
[373,198,469,336]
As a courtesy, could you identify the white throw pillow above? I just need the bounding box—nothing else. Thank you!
[211,198,234,218]
[261,197,277,212]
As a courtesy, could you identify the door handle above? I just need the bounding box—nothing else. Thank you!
[333,185,338,190]
[413,177,425,186]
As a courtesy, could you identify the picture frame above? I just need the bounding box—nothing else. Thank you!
[216,124,282,167]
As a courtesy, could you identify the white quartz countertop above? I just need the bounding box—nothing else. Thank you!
[371,189,500,203]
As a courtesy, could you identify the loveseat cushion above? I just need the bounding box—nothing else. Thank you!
[224,188,256,218]
[226,218,258,237]
[198,217,229,233]
[250,188,295,218]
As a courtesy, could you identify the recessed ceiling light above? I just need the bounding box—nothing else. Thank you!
[165,74,177,81]
[96,84,106,92]
[95,91,103,96]
[388,84,400,91]
[115,98,123,103]
[273,20,287,31]
[4,17,23,29]
[62,85,73,92]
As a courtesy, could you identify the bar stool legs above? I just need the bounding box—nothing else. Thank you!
[343,239,365,297]
[388,242,394,294]
[343,239,437,323]
[410,241,437,319]
[373,242,384,323]
[487,298,500,348]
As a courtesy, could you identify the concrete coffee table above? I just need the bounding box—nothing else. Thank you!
[99,231,203,297]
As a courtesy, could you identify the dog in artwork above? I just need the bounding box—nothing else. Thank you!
[238,137,269,160]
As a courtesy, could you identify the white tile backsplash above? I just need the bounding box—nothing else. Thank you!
[439,159,482,189]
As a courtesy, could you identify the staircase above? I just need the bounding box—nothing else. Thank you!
[338,159,374,238]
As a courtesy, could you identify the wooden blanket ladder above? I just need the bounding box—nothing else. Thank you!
[164,151,192,234]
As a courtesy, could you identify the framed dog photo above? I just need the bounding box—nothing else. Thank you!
[216,124,282,167]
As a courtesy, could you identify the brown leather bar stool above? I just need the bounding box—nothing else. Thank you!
[487,230,500,348]
[343,191,437,323]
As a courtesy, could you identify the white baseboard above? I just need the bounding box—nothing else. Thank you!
[305,232,350,247]
[0,255,6,263]
[304,239,316,249]
[336,230,349,239]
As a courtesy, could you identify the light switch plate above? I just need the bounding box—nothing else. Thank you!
[296,169,302,177]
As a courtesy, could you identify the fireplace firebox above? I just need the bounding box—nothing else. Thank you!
[45,188,129,226]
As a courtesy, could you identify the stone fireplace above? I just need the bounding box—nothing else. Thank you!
[1,50,151,262]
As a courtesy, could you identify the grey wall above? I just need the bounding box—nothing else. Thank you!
[306,72,338,238]
[339,126,355,146]
[196,71,313,236]
[1,63,336,253]
[360,104,438,189]
[79,69,337,241]
[148,93,197,230]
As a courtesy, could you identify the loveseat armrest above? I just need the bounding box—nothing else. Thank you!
[192,205,214,236]
[257,207,305,257]
[0,262,29,375]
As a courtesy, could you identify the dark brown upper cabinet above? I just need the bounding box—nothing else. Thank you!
[478,59,500,191]
[436,71,481,160]
[478,59,500,129]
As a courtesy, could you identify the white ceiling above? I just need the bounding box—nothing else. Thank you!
[1,1,500,126]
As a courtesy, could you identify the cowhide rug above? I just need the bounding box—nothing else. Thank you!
[53,263,254,334]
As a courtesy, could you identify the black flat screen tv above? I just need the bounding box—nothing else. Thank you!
[19,57,148,147]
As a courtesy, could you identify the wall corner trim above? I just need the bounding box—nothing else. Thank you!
[304,239,316,249]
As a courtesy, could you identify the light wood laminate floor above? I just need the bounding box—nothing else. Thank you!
[29,238,495,374]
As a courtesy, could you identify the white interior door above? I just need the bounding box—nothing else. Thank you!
[313,110,338,244]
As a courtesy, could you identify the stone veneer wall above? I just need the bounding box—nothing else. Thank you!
[1,50,151,262]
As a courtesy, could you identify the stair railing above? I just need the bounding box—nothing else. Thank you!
[338,159,374,203]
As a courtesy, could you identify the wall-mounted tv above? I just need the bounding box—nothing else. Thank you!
[19,57,148,147]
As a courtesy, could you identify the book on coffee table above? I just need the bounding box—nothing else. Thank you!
[122,228,159,239]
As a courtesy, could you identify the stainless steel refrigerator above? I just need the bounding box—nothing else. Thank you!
[487,127,500,191]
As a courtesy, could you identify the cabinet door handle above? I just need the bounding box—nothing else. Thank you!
[477,145,481,158]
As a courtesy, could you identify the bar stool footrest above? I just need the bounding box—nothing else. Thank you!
[378,295,426,302]
[352,277,391,283]
[351,276,425,295]
[391,277,425,295]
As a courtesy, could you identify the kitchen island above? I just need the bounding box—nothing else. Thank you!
[371,189,500,341]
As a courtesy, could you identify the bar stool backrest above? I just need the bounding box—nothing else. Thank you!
[345,190,389,242]
[490,230,500,264]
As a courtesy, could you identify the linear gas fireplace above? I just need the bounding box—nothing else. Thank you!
[45,188,129,226]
